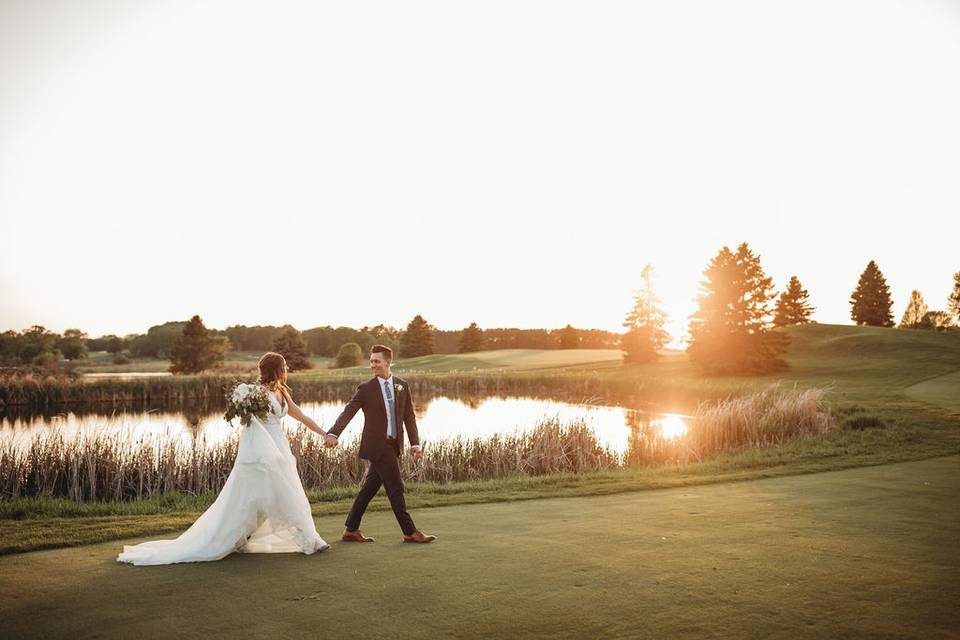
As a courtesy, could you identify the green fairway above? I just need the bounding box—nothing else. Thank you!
[404,348,626,370]
[1,456,957,639]
[309,347,627,375]
[906,372,960,413]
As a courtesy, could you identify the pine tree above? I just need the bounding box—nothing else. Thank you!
[850,260,894,327]
[773,276,815,327]
[559,325,580,349]
[687,244,789,374]
[918,311,954,331]
[621,264,670,363]
[899,290,928,328]
[458,322,485,353]
[401,314,435,358]
[272,327,312,370]
[948,271,960,321]
[169,315,227,374]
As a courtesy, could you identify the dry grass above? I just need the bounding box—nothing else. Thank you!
[0,386,834,502]
[686,384,835,459]
[0,369,741,414]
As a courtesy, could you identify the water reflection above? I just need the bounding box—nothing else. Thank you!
[657,414,689,439]
[0,396,689,456]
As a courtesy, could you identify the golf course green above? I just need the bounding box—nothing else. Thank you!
[1,456,956,639]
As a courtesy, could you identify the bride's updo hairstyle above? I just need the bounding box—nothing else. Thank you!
[258,352,292,399]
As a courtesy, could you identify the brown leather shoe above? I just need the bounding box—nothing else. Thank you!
[402,530,436,544]
[341,529,374,542]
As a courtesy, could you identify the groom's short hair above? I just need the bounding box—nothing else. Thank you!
[370,344,393,360]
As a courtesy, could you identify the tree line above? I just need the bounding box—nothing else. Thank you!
[0,316,621,375]
[622,244,959,374]
[157,316,623,374]
[3,253,956,376]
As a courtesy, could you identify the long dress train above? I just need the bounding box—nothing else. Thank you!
[117,392,328,565]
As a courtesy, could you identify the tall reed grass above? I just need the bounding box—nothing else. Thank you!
[0,370,745,412]
[0,386,834,502]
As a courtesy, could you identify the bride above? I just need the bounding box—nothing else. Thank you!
[118,352,330,565]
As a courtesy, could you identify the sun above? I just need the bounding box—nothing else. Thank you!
[657,414,689,439]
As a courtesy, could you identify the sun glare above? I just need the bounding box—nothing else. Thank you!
[656,414,689,440]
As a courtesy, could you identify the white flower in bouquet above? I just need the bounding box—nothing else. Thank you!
[231,383,255,403]
[224,381,272,427]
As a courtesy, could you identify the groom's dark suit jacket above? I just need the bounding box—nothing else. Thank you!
[328,376,419,460]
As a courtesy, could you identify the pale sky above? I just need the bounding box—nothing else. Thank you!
[2,0,959,344]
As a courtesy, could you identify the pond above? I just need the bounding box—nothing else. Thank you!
[0,396,689,455]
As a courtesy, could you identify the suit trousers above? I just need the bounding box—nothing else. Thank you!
[345,445,416,535]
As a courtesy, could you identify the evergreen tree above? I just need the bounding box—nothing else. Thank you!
[334,342,364,368]
[272,327,312,370]
[687,243,789,374]
[948,271,960,321]
[559,324,580,349]
[621,264,670,363]
[773,276,815,327]
[400,314,435,357]
[850,260,894,327]
[899,290,928,328]
[918,310,954,331]
[169,315,227,374]
[458,322,485,353]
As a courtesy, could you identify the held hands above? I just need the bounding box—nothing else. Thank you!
[323,433,339,448]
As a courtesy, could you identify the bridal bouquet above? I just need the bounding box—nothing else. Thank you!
[224,381,271,427]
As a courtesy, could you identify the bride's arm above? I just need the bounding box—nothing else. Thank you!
[283,392,327,436]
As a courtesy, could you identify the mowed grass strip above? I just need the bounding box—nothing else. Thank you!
[0,456,956,640]
[905,371,960,413]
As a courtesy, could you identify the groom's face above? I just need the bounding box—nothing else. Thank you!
[370,352,391,378]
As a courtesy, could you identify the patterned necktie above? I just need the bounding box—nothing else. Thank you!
[384,381,395,438]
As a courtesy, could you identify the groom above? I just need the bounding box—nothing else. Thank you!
[324,344,436,544]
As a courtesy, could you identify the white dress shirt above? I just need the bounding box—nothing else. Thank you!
[378,375,420,449]
[379,375,397,438]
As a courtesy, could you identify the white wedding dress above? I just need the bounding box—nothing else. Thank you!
[118,391,329,565]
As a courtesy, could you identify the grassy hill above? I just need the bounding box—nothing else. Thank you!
[768,323,960,409]
[313,323,960,385]
[325,348,627,375]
